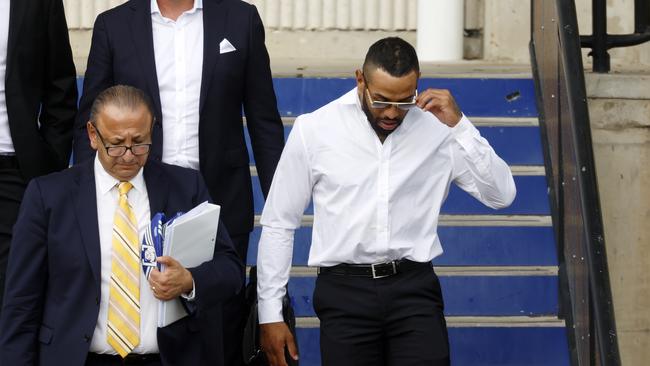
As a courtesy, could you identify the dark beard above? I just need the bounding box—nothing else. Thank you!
[361,95,403,138]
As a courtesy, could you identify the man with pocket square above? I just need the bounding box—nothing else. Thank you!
[74,1,285,364]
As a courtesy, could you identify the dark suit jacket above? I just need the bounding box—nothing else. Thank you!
[73,0,284,237]
[0,159,244,366]
[5,0,77,180]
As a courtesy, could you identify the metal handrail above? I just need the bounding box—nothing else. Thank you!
[530,0,621,364]
[580,0,650,72]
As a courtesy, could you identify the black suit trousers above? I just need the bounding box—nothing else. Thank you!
[314,265,450,366]
[0,167,27,315]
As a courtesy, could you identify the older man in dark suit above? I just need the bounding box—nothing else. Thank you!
[0,85,243,366]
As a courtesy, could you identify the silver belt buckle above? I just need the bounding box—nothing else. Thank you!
[371,261,397,279]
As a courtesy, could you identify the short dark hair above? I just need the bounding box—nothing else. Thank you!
[89,85,155,126]
[362,37,420,80]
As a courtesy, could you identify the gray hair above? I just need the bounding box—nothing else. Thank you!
[89,85,155,126]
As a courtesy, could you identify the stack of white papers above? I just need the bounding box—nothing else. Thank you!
[158,201,221,327]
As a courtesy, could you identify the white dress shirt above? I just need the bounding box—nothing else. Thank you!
[90,156,159,354]
[151,0,203,170]
[0,0,14,154]
[257,88,517,323]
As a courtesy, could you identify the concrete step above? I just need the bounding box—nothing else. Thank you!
[269,60,533,79]
[295,315,564,328]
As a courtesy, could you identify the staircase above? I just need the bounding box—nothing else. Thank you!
[246,64,572,365]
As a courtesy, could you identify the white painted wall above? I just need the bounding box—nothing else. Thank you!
[63,0,418,30]
[64,0,126,28]
[63,0,650,68]
[484,0,650,67]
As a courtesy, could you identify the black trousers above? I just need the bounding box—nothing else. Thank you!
[222,232,249,366]
[0,166,27,315]
[314,264,450,366]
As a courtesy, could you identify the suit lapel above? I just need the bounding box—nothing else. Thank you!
[199,0,228,114]
[128,0,163,118]
[144,161,170,216]
[73,162,102,289]
[5,0,28,78]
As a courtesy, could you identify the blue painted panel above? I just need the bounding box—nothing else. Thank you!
[247,226,558,267]
[286,275,558,317]
[77,77,537,118]
[252,175,549,215]
[272,78,355,117]
[245,125,544,166]
[272,78,537,117]
[478,126,543,165]
[440,275,558,316]
[294,328,322,366]
[418,78,537,117]
[295,326,570,366]
[448,327,570,366]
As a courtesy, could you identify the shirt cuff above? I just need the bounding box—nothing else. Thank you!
[450,115,481,154]
[450,114,475,136]
[181,280,196,301]
[258,299,284,324]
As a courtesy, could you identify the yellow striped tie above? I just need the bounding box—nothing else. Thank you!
[107,182,140,357]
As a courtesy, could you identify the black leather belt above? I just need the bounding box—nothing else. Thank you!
[0,155,18,169]
[87,352,161,365]
[318,259,431,279]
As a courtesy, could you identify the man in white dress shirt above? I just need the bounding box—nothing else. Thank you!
[256,37,517,366]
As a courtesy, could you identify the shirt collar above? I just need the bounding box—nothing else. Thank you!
[94,154,146,196]
[340,88,361,106]
[151,0,203,16]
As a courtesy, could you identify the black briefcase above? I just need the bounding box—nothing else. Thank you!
[242,266,299,366]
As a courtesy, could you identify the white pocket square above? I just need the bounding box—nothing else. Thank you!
[219,38,236,54]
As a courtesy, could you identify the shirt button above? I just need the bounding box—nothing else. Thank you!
[83,334,91,342]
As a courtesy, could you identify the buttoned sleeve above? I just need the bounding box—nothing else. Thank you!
[257,117,313,323]
[450,115,517,209]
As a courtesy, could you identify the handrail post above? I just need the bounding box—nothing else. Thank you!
[635,0,650,33]
[592,0,610,72]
